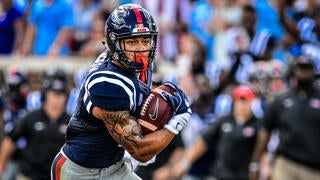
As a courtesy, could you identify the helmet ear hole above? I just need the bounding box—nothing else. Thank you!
[105,4,158,73]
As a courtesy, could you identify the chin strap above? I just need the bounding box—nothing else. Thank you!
[135,53,148,83]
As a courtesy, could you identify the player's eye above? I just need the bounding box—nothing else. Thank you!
[125,40,135,45]
[142,40,150,46]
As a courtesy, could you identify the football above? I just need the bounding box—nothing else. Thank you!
[138,84,175,135]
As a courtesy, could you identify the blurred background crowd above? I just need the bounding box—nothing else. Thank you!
[0,0,320,179]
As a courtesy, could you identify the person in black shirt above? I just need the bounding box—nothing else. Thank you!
[250,56,320,180]
[1,67,29,180]
[0,75,70,180]
[172,84,260,180]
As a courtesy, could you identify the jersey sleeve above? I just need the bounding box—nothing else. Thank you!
[83,72,135,113]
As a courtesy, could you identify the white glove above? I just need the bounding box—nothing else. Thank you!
[164,112,191,134]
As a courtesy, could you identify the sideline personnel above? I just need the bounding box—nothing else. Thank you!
[0,77,70,180]
[250,56,320,180]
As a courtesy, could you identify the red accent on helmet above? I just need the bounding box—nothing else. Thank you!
[132,7,143,24]
[232,85,255,100]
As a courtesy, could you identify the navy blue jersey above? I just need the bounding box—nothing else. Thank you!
[63,52,150,168]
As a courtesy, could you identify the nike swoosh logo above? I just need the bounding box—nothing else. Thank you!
[176,122,182,131]
[176,122,180,129]
[149,98,159,120]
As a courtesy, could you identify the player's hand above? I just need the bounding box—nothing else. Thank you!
[161,82,191,115]
[161,82,192,134]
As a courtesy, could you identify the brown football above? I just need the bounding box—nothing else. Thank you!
[138,84,175,135]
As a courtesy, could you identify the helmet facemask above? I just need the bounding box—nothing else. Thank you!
[110,33,157,75]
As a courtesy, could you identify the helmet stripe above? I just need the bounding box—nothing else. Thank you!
[132,7,143,24]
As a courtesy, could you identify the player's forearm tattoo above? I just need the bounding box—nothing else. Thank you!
[101,110,142,149]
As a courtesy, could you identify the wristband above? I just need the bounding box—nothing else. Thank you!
[164,124,179,135]
[249,162,260,172]
[179,158,191,169]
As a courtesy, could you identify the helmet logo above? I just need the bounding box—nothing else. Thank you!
[110,33,116,41]
[111,9,130,30]
[136,28,147,32]
[113,53,119,60]
[133,24,149,33]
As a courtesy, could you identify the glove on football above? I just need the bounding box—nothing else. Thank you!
[161,82,192,134]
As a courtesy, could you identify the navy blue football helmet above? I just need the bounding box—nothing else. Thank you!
[105,4,158,74]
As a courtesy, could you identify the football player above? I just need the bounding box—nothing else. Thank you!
[50,4,191,180]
